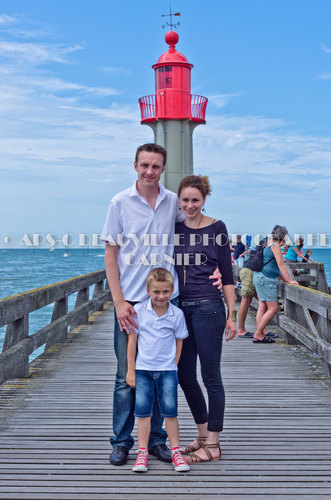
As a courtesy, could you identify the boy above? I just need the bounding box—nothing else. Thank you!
[302,249,316,263]
[126,268,190,473]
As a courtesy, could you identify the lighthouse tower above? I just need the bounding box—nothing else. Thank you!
[138,30,207,192]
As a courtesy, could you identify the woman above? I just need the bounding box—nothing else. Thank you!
[285,237,307,263]
[253,225,298,344]
[174,175,236,463]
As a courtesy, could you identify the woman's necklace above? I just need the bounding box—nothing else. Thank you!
[183,214,204,286]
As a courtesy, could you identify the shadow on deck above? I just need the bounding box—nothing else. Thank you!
[1,304,331,499]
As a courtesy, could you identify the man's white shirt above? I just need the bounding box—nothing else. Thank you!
[101,181,184,302]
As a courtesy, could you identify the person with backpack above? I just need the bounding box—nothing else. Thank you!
[238,237,268,338]
[253,225,298,344]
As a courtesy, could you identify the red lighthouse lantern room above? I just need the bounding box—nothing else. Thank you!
[139,31,207,123]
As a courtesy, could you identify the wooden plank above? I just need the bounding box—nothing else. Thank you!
[0,305,331,499]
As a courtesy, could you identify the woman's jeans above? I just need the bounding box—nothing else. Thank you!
[178,298,226,432]
[110,302,169,450]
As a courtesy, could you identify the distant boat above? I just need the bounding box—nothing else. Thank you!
[63,247,70,257]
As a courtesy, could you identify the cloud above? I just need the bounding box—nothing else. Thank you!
[0,14,18,25]
[0,11,329,236]
[316,72,331,80]
[100,66,131,76]
[18,76,120,96]
[320,43,331,54]
[193,113,331,196]
[208,93,243,108]
[0,40,83,64]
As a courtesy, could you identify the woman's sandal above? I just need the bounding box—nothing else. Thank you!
[179,436,207,454]
[187,442,222,463]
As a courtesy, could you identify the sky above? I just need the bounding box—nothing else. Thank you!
[1,0,331,248]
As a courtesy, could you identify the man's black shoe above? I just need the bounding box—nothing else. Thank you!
[109,446,129,466]
[148,443,172,463]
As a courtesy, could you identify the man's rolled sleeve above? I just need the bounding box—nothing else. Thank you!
[101,201,122,244]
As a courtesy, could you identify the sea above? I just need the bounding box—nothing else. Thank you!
[1,248,331,359]
[0,248,106,359]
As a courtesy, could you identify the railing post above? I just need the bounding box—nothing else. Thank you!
[2,315,30,379]
[46,298,68,349]
[70,287,89,331]
[92,281,105,311]
[3,315,29,352]
[282,286,299,345]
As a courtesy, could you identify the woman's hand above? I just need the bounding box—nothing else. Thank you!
[224,319,237,342]
[289,279,299,285]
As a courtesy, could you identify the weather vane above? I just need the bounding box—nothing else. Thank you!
[162,5,180,30]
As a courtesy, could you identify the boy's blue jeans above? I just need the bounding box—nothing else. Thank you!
[110,304,167,450]
[135,370,178,418]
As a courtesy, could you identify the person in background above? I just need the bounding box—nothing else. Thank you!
[281,244,289,262]
[238,238,278,339]
[285,238,306,263]
[253,226,298,344]
[302,249,316,263]
[233,235,249,267]
[229,239,235,264]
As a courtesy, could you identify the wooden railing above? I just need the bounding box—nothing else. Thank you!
[0,270,111,384]
[234,264,331,377]
[278,281,331,377]
[285,262,329,293]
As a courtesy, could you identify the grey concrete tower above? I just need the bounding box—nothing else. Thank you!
[138,30,207,193]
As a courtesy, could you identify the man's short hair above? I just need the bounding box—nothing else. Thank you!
[146,267,174,290]
[135,143,167,166]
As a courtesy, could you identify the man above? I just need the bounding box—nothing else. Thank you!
[101,144,182,466]
[233,235,248,267]
[237,266,257,337]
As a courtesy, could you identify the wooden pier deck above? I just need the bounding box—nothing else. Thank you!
[1,304,331,499]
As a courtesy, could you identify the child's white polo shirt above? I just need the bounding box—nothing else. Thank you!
[133,298,188,371]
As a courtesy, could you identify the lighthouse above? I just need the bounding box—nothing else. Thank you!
[139,29,207,193]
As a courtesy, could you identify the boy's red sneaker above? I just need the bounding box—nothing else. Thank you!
[132,448,148,473]
[171,448,190,472]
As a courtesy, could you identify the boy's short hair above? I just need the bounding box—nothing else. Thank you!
[146,268,174,290]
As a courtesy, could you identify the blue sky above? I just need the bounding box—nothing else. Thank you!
[1,0,331,247]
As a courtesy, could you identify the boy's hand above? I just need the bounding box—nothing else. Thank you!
[126,369,136,388]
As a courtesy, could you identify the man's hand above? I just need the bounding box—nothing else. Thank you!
[224,319,237,342]
[209,266,223,291]
[115,300,138,333]
[126,369,136,388]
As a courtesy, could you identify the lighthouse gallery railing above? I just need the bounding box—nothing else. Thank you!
[139,94,208,123]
